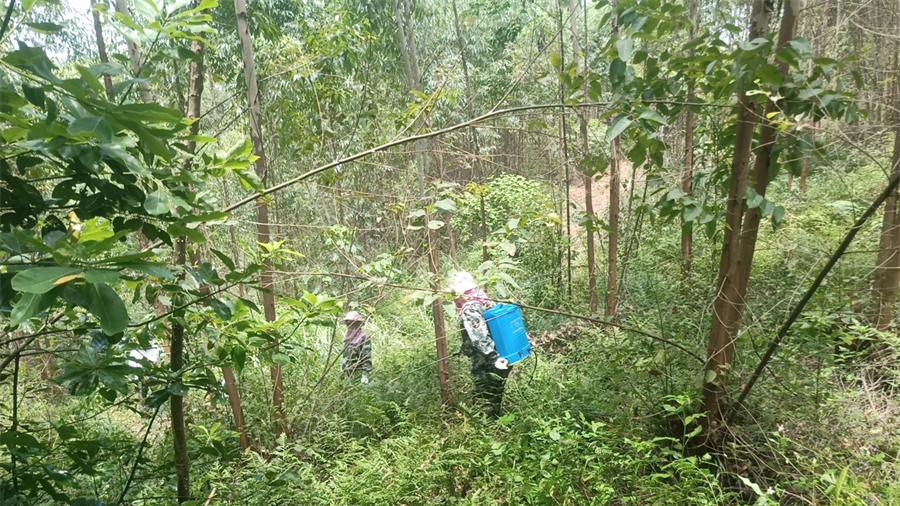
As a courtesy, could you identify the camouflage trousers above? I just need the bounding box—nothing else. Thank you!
[342,340,372,377]
[461,323,511,419]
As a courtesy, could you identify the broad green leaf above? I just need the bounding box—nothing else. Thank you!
[231,347,246,374]
[144,190,171,216]
[498,272,520,289]
[10,292,42,326]
[638,109,667,125]
[606,114,632,139]
[76,65,104,95]
[209,298,233,321]
[616,38,634,61]
[754,64,782,86]
[772,205,785,227]
[745,187,764,209]
[738,37,769,51]
[167,223,207,243]
[101,143,149,175]
[433,198,457,212]
[609,58,626,86]
[789,37,812,59]
[24,22,63,33]
[68,116,114,144]
[84,282,129,335]
[120,119,172,160]
[172,0,218,19]
[184,135,217,143]
[272,352,291,366]
[88,62,125,78]
[549,51,562,68]
[210,249,236,271]
[683,205,702,222]
[144,389,172,408]
[426,220,445,230]
[12,267,82,293]
[182,211,228,223]
[704,369,717,383]
[46,97,58,123]
[79,218,115,243]
[798,88,822,100]
[116,103,183,123]
[759,198,775,217]
[498,241,516,256]
[22,83,45,108]
[84,270,121,284]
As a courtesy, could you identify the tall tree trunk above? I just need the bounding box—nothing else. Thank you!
[872,49,900,330]
[222,366,250,450]
[703,0,775,427]
[606,138,620,318]
[115,0,153,102]
[394,0,451,406]
[682,0,700,275]
[570,0,598,313]
[89,0,113,99]
[451,0,489,263]
[734,1,801,303]
[168,27,206,503]
[556,0,573,298]
[799,149,809,194]
[233,0,288,436]
[605,7,621,319]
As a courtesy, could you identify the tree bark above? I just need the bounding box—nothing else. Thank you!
[872,50,900,330]
[168,28,206,504]
[570,0,598,313]
[555,0,573,298]
[233,0,288,436]
[703,0,774,427]
[733,0,801,303]
[394,0,452,406]
[89,0,113,99]
[605,6,621,319]
[681,0,700,276]
[606,138,620,318]
[222,365,250,450]
[115,0,153,102]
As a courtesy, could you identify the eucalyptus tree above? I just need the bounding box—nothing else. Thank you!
[232,0,288,437]
[392,0,452,406]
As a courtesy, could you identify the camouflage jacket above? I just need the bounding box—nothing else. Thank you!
[459,301,502,372]
[341,328,372,374]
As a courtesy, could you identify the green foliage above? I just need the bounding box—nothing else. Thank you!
[453,175,564,306]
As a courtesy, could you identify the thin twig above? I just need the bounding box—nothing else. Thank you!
[117,403,163,505]
[0,0,16,42]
